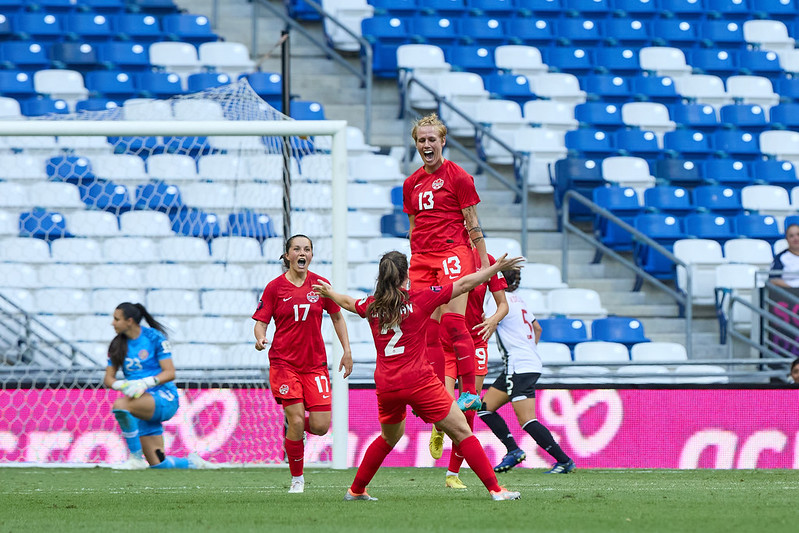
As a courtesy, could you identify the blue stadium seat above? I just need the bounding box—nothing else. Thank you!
[243,71,283,110]
[591,316,651,348]
[698,19,746,49]
[50,42,99,71]
[734,213,782,244]
[421,0,466,17]
[712,129,761,159]
[76,0,127,13]
[581,74,632,104]
[410,15,459,46]
[750,159,799,189]
[482,72,534,105]
[446,45,497,76]
[655,158,704,187]
[64,13,113,42]
[543,46,593,76]
[702,158,752,187]
[361,15,412,48]
[633,213,685,283]
[129,0,180,13]
[737,50,783,80]
[643,186,694,215]
[629,74,680,104]
[689,49,738,78]
[751,0,798,21]
[706,0,751,20]
[565,128,616,159]
[85,70,137,101]
[774,76,799,101]
[380,212,410,237]
[516,0,564,16]
[594,47,642,77]
[657,0,706,18]
[96,41,151,71]
[0,13,11,40]
[12,13,63,41]
[465,0,517,16]
[79,179,134,213]
[285,0,322,21]
[19,209,72,242]
[719,104,769,133]
[602,18,652,48]
[46,155,95,185]
[663,129,714,159]
[563,0,611,16]
[553,157,606,220]
[0,42,50,70]
[162,136,212,157]
[111,13,164,42]
[556,17,603,47]
[693,185,744,216]
[161,14,217,44]
[593,185,642,252]
[19,97,69,117]
[537,317,589,351]
[75,98,118,112]
[0,70,35,98]
[33,0,87,12]
[134,181,184,213]
[170,208,222,240]
[457,16,507,46]
[610,0,658,17]
[369,0,417,16]
[651,18,698,47]
[684,212,736,244]
[669,103,720,132]
[290,100,325,120]
[226,211,277,241]
[768,102,799,129]
[134,71,184,98]
[613,129,661,159]
[186,72,232,92]
[506,17,555,48]
[574,102,625,129]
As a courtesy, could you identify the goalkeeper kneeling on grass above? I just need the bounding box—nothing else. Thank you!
[103,302,216,470]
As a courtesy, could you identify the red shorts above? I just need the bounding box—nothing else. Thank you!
[409,245,476,290]
[443,338,489,379]
[376,374,454,425]
[269,365,331,412]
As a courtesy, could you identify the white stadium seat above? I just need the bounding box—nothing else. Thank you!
[158,236,211,262]
[674,238,727,305]
[630,341,688,363]
[118,211,173,237]
[547,288,607,319]
[88,264,144,289]
[495,44,548,77]
[51,238,104,264]
[210,236,263,263]
[144,264,198,289]
[573,341,630,363]
[90,289,146,314]
[198,41,256,80]
[102,237,159,263]
[67,211,120,237]
[0,237,51,263]
[146,289,200,315]
[201,289,258,315]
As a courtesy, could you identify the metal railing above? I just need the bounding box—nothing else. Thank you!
[561,190,693,357]
[399,74,530,256]
[251,0,373,142]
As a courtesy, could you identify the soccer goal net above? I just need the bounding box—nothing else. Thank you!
[0,80,350,468]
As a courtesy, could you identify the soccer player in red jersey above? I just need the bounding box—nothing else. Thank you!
[252,234,353,494]
[403,112,490,458]
[440,249,509,488]
[313,251,524,501]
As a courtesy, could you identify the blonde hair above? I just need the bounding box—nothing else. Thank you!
[411,113,447,142]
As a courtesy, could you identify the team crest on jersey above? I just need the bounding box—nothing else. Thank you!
[306,291,320,303]
[431,178,444,190]
[279,384,289,395]
[138,349,149,360]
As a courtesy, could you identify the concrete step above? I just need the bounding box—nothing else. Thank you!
[641,317,719,333]
[607,303,681,317]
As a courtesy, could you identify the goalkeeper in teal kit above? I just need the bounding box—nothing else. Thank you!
[103,302,214,470]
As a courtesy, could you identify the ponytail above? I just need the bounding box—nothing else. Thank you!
[502,269,520,293]
[108,302,168,368]
[367,251,409,331]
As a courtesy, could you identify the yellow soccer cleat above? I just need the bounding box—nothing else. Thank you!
[445,474,467,489]
[429,426,445,460]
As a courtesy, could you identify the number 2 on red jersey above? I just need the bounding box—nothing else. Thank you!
[381,324,405,356]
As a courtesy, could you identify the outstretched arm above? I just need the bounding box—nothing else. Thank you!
[312,280,359,314]
[451,254,524,300]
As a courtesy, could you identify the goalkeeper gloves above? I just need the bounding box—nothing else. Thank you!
[113,376,160,399]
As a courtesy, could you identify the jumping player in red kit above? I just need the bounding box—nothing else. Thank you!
[253,234,353,494]
[313,250,524,501]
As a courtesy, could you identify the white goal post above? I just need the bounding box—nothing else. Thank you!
[0,116,351,469]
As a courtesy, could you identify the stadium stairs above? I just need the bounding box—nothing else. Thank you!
[177,0,729,360]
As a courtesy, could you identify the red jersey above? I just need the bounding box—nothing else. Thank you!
[402,160,481,253]
[252,271,341,371]
[355,284,454,392]
[465,251,508,342]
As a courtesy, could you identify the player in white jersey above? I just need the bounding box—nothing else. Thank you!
[477,269,576,474]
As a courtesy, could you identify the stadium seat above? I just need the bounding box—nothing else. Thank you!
[537,317,589,351]
[147,289,200,315]
[0,70,35,99]
[743,19,795,53]
[50,237,104,263]
[119,210,173,236]
[546,288,607,319]
[19,209,72,242]
[573,341,630,363]
[505,17,555,48]
[594,46,642,77]
[12,13,63,40]
[227,211,278,242]
[759,130,799,160]
[96,41,151,71]
[734,213,782,244]
[591,316,650,348]
[198,41,255,80]
[672,74,732,108]
[751,159,799,189]
[79,179,134,213]
[712,129,761,160]
[210,236,263,263]
[674,238,728,304]
[102,236,159,263]
[726,75,780,110]
[437,71,491,136]
[0,41,50,71]
[518,262,567,291]
[662,129,714,160]
[556,17,603,47]
[67,210,120,237]
[522,100,578,131]
[201,289,258,316]
[553,156,605,220]
[148,42,201,89]
[639,46,691,78]
[494,44,548,77]
[319,0,374,52]
[689,48,737,78]
[633,213,685,282]
[186,72,232,92]
[601,156,656,193]
[669,103,719,134]
[741,184,793,218]
[410,15,459,47]
[34,288,91,314]
[715,262,759,338]
[133,181,184,213]
[144,264,198,290]
[161,13,218,45]
[29,182,84,210]
[620,102,676,143]
[684,213,736,244]
[592,185,641,252]
[564,128,615,160]
[698,19,745,49]
[65,13,113,42]
[527,72,586,104]
[169,208,222,241]
[643,186,693,216]
[90,289,146,316]
[537,342,573,364]
[693,185,743,216]
[88,264,143,289]
[112,13,163,42]
[574,101,625,130]
[673,364,728,383]
[737,50,783,80]
[543,46,593,76]
[630,341,688,363]
[518,289,549,317]
[702,158,752,187]
[724,237,773,269]
[33,70,89,110]
[602,17,652,48]
[482,72,533,106]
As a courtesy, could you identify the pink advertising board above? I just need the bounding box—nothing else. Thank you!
[1,388,797,468]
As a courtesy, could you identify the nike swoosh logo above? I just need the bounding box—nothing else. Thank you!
[322,395,330,399]
[414,183,422,188]
[283,297,292,301]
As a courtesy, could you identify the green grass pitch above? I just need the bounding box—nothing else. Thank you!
[1,467,796,532]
